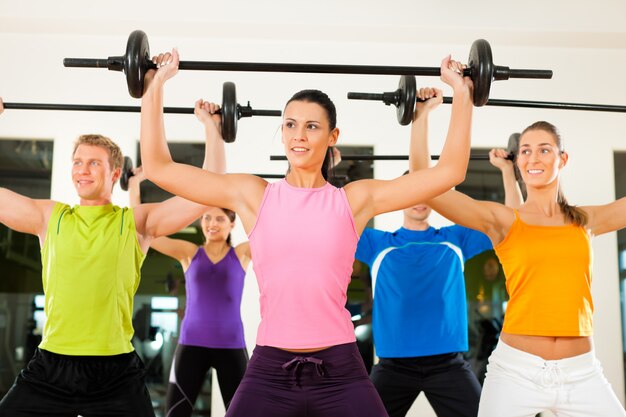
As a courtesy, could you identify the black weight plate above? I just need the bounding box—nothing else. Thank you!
[125,30,151,99]
[120,156,134,191]
[221,81,238,143]
[467,39,494,107]
[397,75,416,126]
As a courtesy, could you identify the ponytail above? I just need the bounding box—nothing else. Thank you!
[322,147,336,181]
[557,188,588,227]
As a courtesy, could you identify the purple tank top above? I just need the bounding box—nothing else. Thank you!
[178,246,246,348]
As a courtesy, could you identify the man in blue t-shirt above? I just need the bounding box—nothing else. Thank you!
[354,87,522,417]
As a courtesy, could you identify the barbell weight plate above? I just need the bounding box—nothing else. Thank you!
[221,81,238,143]
[467,39,494,107]
[507,132,520,159]
[397,75,417,126]
[125,30,151,99]
[120,156,134,191]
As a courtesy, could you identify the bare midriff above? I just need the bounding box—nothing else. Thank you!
[501,332,592,360]
[280,346,332,353]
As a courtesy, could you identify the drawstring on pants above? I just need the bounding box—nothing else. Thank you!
[538,362,564,388]
[533,361,572,405]
[282,356,326,387]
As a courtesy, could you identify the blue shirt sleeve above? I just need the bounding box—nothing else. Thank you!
[449,225,493,260]
[355,228,377,265]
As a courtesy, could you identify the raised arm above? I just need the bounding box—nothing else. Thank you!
[405,81,514,244]
[128,166,198,267]
[134,96,237,248]
[139,49,266,222]
[408,87,444,173]
[346,56,474,230]
[489,148,524,209]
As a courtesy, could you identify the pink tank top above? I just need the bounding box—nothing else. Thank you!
[248,179,358,349]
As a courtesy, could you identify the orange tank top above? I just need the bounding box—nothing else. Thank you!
[494,210,593,336]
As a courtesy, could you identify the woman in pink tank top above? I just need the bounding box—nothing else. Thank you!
[411,121,626,416]
[139,49,473,417]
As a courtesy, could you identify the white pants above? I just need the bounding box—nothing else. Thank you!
[478,339,626,417]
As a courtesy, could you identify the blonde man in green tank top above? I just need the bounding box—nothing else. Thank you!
[0,98,226,417]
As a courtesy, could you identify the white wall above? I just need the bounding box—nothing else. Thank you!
[2,2,626,416]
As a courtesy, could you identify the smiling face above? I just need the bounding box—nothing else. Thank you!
[72,144,120,204]
[516,126,567,187]
[281,100,338,172]
[200,207,235,244]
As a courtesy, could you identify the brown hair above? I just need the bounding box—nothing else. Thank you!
[222,208,236,246]
[72,134,124,171]
[521,121,588,227]
[285,89,337,181]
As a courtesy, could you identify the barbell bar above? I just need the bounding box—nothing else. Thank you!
[270,133,520,163]
[348,75,626,126]
[2,82,281,143]
[272,154,495,161]
[63,30,553,105]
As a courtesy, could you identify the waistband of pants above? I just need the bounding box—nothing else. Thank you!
[252,342,358,362]
[494,338,596,369]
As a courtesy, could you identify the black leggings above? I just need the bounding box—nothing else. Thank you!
[165,344,248,417]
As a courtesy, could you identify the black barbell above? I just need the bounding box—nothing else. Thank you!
[63,30,552,105]
[270,134,520,163]
[348,75,626,126]
[3,82,280,143]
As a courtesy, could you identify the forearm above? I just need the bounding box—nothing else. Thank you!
[435,88,473,184]
[501,167,524,208]
[408,112,431,172]
[140,83,175,180]
[128,179,142,208]
[203,124,226,174]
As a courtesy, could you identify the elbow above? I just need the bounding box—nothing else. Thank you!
[453,169,467,186]
[140,154,168,184]
[141,163,162,185]
[438,164,466,188]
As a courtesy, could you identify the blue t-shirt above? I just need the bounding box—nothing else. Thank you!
[355,225,492,358]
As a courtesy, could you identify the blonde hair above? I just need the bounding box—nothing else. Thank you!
[521,121,588,227]
[72,134,124,171]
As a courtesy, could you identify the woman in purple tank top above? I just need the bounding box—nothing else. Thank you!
[129,101,252,417]
[139,49,473,417]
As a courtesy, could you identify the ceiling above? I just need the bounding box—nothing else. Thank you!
[1,0,626,50]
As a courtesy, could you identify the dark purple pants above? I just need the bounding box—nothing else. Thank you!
[225,342,388,417]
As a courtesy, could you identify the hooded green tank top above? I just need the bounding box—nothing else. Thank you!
[39,202,145,355]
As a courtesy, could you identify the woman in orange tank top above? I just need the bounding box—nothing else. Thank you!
[412,121,626,416]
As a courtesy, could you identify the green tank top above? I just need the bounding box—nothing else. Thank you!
[39,202,145,355]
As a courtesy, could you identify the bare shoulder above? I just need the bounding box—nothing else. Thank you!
[227,174,269,214]
[235,241,251,258]
[234,241,252,270]
[343,179,371,206]
[230,173,268,195]
[38,199,59,216]
[487,203,519,243]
